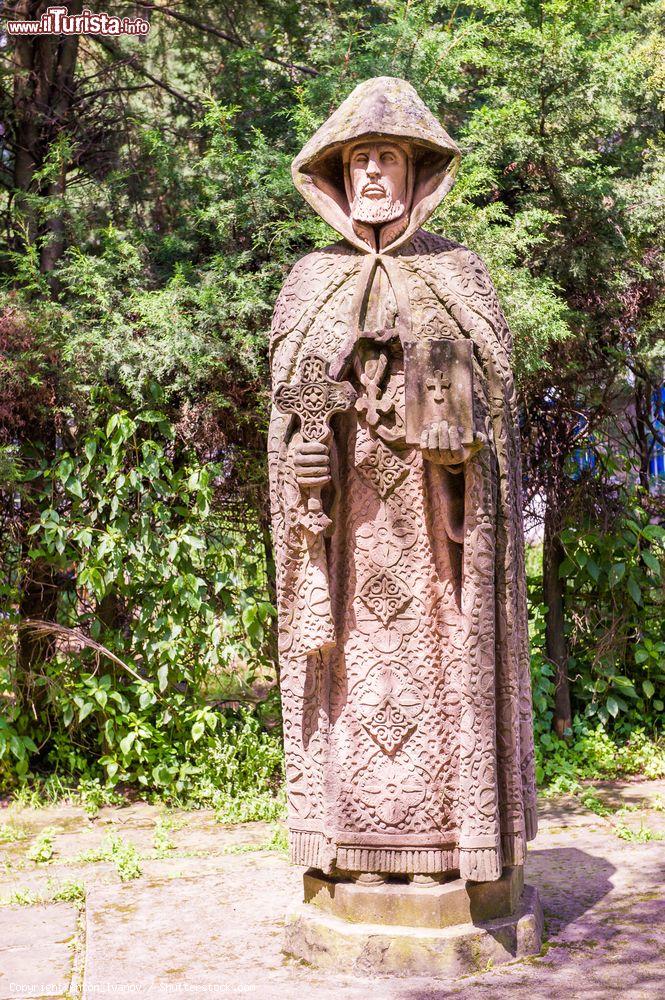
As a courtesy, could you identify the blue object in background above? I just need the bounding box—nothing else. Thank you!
[649,385,665,485]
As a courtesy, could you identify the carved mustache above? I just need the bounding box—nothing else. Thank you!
[361,181,387,196]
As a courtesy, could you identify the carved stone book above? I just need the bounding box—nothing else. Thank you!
[404,338,474,447]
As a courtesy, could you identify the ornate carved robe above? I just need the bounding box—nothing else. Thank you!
[269,78,538,883]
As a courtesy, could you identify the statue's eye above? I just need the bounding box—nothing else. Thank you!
[381,152,396,163]
[354,154,368,165]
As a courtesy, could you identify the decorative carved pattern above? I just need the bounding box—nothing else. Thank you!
[274,354,356,443]
[356,439,409,498]
[354,665,422,753]
[357,756,427,827]
[358,568,412,625]
[355,506,418,568]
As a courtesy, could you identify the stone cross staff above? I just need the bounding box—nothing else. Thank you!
[274,354,357,536]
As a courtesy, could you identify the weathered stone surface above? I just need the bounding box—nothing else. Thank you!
[284,884,543,977]
[2,786,665,998]
[304,865,524,927]
[270,76,537,889]
[0,902,77,999]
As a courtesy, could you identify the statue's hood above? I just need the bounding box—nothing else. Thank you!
[292,77,461,255]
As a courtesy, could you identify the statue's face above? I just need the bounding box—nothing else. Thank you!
[348,140,409,225]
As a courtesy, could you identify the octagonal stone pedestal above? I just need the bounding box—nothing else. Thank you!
[283,867,543,977]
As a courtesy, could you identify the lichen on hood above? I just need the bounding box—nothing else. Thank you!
[292,77,461,255]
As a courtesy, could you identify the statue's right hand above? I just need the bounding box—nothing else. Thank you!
[292,441,331,488]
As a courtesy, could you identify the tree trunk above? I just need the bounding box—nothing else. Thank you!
[10,0,82,714]
[543,501,572,738]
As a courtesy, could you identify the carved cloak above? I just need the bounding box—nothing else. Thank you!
[269,78,538,882]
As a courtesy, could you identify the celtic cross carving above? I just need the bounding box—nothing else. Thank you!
[274,354,356,535]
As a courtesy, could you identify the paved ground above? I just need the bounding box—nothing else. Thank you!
[1,779,665,999]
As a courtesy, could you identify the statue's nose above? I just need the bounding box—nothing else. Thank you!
[366,159,381,178]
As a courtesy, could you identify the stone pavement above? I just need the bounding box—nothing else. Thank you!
[1,779,665,1000]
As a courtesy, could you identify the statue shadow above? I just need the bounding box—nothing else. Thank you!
[400,847,621,999]
[523,845,616,935]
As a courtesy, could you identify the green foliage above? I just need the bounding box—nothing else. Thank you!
[106,835,143,882]
[79,833,143,881]
[51,879,86,904]
[26,827,56,863]
[0,822,28,844]
[559,509,665,728]
[0,887,40,907]
[528,500,665,788]
[614,821,662,843]
[261,823,289,853]
[1,0,662,806]
[214,790,286,825]
[152,818,176,857]
[535,721,665,794]
[3,402,278,798]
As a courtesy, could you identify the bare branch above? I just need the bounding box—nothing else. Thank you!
[136,1,318,77]
[91,35,200,110]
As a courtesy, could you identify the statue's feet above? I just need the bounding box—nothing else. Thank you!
[410,873,445,886]
[353,872,385,886]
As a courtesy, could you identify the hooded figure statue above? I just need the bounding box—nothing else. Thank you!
[269,77,538,885]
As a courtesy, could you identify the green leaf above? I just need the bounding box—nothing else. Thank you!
[78,702,94,723]
[119,732,136,755]
[558,557,575,578]
[65,475,84,499]
[85,439,97,463]
[627,576,642,605]
[654,700,664,712]
[643,680,655,699]
[586,559,600,582]
[606,696,619,718]
[642,551,661,575]
[191,720,205,742]
[635,648,650,665]
[608,563,625,587]
[139,689,154,709]
[157,665,169,692]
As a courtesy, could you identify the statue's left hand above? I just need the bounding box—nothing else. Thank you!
[420,421,486,469]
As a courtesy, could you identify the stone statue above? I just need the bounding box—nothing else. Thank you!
[269,77,538,896]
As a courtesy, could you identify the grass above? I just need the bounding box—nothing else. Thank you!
[0,822,29,844]
[0,879,86,907]
[213,789,286,825]
[152,817,176,857]
[26,827,57,863]
[76,833,142,881]
[0,887,41,906]
[50,878,86,904]
[615,821,664,843]
[223,823,288,855]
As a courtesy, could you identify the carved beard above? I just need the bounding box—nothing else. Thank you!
[351,189,406,225]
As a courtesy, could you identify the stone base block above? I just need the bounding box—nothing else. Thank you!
[304,866,524,928]
[284,884,543,977]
